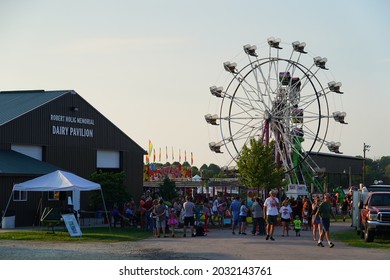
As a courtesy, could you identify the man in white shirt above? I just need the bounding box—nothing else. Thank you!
[263,190,279,241]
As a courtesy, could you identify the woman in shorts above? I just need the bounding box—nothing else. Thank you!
[311,196,322,241]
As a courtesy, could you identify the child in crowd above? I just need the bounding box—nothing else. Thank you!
[293,215,302,237]
[167,208,179,237]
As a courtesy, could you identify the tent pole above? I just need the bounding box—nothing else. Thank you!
[100,188,111,233]
[33,194,43,227]
[2,186,15,224]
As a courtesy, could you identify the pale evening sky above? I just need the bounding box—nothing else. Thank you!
[0,0,389,167]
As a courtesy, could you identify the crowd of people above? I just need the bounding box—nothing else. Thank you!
[109,189,352,247]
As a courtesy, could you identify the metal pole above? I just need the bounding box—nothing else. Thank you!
[349,166,352,188]
[363,143,370,186]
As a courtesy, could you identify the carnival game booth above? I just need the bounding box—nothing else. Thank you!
[1,170,110,232]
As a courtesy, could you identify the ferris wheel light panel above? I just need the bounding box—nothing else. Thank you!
[207,37,347,184]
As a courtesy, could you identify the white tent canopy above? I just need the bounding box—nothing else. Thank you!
[13,170,101,192]
[192,174,202,181]
[3,170,111,231]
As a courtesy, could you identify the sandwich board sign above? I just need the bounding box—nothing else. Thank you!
[61,214,82,237]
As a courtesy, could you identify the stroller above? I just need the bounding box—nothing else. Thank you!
[195,222,207,237]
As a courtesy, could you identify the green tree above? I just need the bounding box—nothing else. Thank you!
[89,170,130,209]
[159,177,178,202]
[237,139,285,192]
[191,166,200,176]
[385,164,390,178]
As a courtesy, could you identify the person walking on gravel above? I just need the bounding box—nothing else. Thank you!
[182,196,196,237]
[264,190,279,241]
[314,193,335,248]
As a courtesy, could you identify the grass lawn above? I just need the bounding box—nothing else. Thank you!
[333,229,390,250]
[0,226,151,242]
[329,215,390,250]
[1,220,390,250]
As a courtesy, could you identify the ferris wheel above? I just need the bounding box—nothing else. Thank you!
[205,37,347,185]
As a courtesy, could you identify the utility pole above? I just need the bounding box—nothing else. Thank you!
[363,142,370,186]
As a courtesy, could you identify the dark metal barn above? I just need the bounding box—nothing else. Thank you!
[0,90,146,227]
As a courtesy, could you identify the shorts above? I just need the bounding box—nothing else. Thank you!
[156,218,166,228]
[281,218,291,223]
[312,216,321,224]
[232,215,239,226]
[239,216,247,223]
[267,215,278,225]
[184,216,195,227]
[321,218,330,231]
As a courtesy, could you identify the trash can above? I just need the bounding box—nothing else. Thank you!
[1,209,16,229]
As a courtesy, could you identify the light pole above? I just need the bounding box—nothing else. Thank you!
[363,142,370,186]
[343,166,352,188]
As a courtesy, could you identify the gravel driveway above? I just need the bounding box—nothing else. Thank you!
[0,222,389,260]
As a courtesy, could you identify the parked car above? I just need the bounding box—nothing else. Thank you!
[359,191,390,242]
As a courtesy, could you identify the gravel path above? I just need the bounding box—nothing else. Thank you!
[0,222,389,260]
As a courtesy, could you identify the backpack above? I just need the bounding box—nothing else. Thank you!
[195,224,206,236]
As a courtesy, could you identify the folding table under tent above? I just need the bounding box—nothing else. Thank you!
[2,170,111,232]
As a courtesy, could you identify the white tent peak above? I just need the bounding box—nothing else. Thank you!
[13,170,101,192]
[192,174,202,181]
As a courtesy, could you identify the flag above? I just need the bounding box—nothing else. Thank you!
[165,146,168,161]
[148,140,153,156]
[153,148,156,162]
[145,155,149,164]
[159,147,161,162]
[179,149,181,162]
[184,150,187,162]
[172,147,174,160]
[191,152,193,165]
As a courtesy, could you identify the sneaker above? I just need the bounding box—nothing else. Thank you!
[232,231,236,235]
[266,235,270,240]
[241,232,247,235]
[270,236,275,241]
[329,242,335,248]
[317,242,324,247]
[191,234,196,237]
[183,234,186,238]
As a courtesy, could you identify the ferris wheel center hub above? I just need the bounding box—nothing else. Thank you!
[264,110,272,120]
